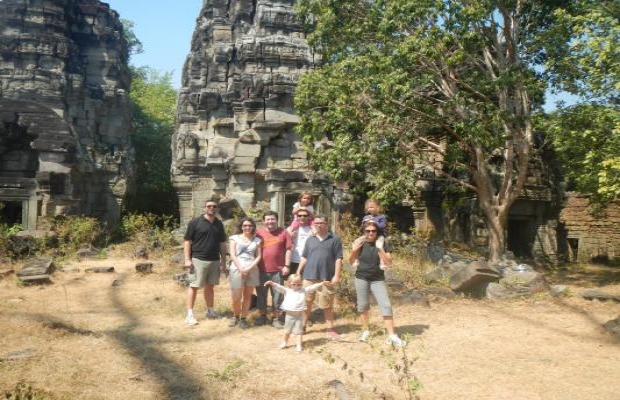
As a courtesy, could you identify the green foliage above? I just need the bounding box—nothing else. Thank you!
[542,104,619,203]
[127,66,179,216]
[50,215,102,255]
[120,19,144,62]
[0,223,22,258]
[542,1,619,103]
[294,0,616,260]
[120,212,179,251]
[205,360,246,383]
[3,382,52,400]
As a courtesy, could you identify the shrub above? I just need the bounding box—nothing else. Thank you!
[0,223,23,259]
[120,212,179,252]
[49,215,102,255]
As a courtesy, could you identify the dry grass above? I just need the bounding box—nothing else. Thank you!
[1,250,620,400]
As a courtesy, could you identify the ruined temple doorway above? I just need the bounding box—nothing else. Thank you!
[507,217,536,259]
[0,200,23,226]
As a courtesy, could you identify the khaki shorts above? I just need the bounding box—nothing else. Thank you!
[190,258,221,288]
[303,279,336,309]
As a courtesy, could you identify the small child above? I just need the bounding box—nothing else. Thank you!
[352,199,388,270]
[289,191,314,231]
[264,274,325,352]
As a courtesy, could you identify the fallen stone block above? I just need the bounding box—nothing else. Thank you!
[450,260,500,292]
[85,266,115,273]
[135,262,153,274]
[582,290,620,303]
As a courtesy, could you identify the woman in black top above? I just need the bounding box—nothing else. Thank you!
[349,220,405,347]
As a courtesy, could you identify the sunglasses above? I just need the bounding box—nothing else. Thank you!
[205,204,218,208]
[297,214,309,218]
[364,229,377,233]
[242,225,253,228]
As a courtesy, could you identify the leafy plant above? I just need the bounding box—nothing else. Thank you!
[3,381,52,400]
[120,212,179,252]
[48,215,102,255]
[205,359,245,383]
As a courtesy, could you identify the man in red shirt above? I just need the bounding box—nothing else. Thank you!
[256,211,292,328]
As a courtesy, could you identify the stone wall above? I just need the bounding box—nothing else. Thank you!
[172,0,341,226]
[559,194,620,262]
[0,0,133,229]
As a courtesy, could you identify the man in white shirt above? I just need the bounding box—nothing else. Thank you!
[287,207,313,277]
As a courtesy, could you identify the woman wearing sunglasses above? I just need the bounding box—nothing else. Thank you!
[349,220,405,347]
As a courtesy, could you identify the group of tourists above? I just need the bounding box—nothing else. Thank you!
[182,194,405,351]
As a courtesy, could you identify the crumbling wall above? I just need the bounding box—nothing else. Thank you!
[559,194,620,262]
[172,0,334,225]
[0,0,133,229]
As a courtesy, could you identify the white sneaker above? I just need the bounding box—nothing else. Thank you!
[279,341,287,349]
[296,344,303,352]
[185,315,198,326]
[359,330,371,342]
[386,334,406,348]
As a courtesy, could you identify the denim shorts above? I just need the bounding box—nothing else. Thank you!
[354,278,393,316]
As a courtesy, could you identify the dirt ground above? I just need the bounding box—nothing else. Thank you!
[1,254,619,400]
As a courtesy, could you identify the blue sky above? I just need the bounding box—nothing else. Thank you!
[106,1,203,88]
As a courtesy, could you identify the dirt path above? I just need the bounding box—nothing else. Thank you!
[1,256,619,400]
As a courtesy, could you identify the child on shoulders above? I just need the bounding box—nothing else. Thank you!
[289,191,314,231]
[353,199,388,270]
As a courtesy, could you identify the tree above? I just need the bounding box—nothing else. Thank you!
[294,0,615,261]
[541,1,619,204]
[120,19,144,62]
[127,67,178,216]
[542,105,619,204]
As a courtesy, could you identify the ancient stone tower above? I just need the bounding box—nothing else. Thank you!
[173,0,337,225]
[0,0,133,230]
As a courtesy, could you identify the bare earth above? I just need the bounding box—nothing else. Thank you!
[1,254,619,400]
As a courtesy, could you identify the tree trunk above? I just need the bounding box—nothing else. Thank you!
[485,211,507,262]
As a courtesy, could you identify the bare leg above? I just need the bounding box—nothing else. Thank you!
[324,307,336,331]
[282,332,291,345]
[241,286,254,318]
[186,287,198,310]
[383,316,395,335]
[231,288,242,316]
[359,310,370,331]
[296,334,303,349]
[203,284,215,308]
[302,299,313,330]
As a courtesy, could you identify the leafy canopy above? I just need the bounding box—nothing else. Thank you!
[128,66,178,215]
[295,0,551,206]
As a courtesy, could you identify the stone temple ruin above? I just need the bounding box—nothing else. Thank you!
[172,0,349,227]
[0,0,133,230]
[0,0,615,264]
[172,0,619,264]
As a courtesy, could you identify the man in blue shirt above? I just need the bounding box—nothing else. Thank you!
[297,214,343,341]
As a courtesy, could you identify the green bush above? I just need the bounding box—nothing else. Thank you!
[49,215,102,255]
[120,212,179,251]
[0,223,23,258]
